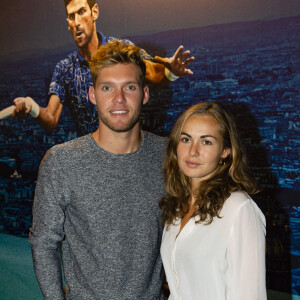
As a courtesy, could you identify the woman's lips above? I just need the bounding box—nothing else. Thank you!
[185,160,200,168]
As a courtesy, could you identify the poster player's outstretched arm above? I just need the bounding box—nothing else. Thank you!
[13,94,63,134]
[144,45,195,86]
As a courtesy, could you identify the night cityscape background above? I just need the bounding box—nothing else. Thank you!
[0,15,299,298]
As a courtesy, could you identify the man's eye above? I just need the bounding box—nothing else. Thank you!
[78,8,86,15]
[202,140,212,145]
[126,85,136,90]
[68,14,75,20]
[102,86,111,91]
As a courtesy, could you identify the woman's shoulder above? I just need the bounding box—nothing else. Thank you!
[223,191,265,224]
[225,191,251,208]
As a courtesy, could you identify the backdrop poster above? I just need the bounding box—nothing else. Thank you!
[0,0,299,299]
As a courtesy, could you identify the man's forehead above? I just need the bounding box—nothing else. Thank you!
[96,64,141,85]
[66,0,89,14]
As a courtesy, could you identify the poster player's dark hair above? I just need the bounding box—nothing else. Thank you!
[64,0,96,10]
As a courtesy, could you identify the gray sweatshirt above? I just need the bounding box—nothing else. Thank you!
[30,132,166,300]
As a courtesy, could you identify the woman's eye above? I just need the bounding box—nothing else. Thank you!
[180,137,190,143]
[202,140,212,145]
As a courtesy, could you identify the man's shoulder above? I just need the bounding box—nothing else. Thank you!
[55,50,79,69]
[143,131,167,146]
[142,131,167,159]
[105,35,133,46]
[46,135,92,162]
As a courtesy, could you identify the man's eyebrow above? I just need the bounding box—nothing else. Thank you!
[68,6,85,16]
[98,81,113,85]
[125,81,140,85]
[97,80,140,85]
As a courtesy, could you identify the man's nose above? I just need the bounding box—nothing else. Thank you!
[74,14,80,26]
[113,89,126,104]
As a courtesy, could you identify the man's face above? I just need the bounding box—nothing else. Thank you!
[89,63,149,133]
[66,0,98,48]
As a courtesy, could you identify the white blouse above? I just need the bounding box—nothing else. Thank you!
[161,191,266,300]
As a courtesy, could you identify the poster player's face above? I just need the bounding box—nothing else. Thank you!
[66,0,98,48]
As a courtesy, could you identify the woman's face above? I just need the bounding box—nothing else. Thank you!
[176,114,230,189]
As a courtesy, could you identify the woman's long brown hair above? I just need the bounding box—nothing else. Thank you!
[159,102,259,226]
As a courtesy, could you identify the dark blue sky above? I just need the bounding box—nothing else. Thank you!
[1,0,300,56]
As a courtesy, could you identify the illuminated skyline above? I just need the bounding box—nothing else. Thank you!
[1,0,300,56]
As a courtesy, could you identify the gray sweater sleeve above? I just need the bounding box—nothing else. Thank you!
[29,148,68,299]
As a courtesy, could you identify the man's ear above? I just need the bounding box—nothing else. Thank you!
[66,19,71,32]
[91,4,99,21]
[89,86,96,105]
[222,148,231,159]
[142,85,149,105]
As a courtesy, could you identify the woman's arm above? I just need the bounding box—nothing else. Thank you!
[227,198,267,300]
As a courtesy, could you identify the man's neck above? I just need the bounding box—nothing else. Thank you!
[92,124,143,154]
[78,30,99,62]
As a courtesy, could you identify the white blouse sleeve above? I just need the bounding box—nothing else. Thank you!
[227,199,267,300]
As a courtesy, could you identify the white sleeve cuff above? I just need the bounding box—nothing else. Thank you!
[165,68,179,81]
[25,97,40,118]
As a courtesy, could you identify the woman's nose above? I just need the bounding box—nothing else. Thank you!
[189,142,199,157]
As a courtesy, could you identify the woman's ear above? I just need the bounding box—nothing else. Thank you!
[221,148,231,159]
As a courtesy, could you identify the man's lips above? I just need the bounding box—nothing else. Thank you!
[110,110,128,116]
[75,31,84,37]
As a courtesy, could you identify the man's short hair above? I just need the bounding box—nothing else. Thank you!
[89,40,146,86]
[64,0,96,10]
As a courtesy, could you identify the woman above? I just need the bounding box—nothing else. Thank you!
[160,102,266,300]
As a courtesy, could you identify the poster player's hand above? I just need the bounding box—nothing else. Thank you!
[13,97,31,118]
[155,45,194,78]
[13,97,40,119]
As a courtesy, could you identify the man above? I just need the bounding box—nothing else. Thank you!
[30,41,167,299]
[13,0,194,136]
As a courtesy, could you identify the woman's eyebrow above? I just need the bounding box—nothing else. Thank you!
[181,132,217,139]
[200,135,217,140]
[180,132,191,137]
